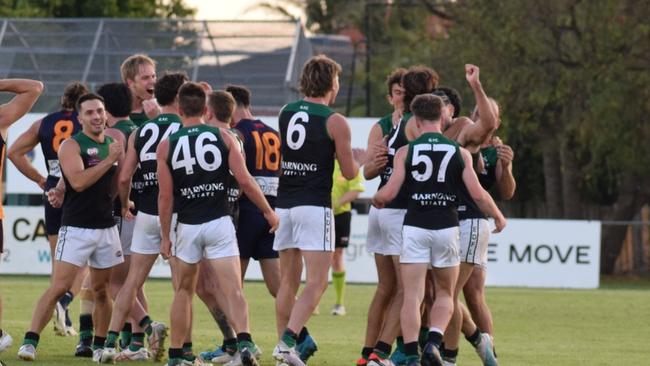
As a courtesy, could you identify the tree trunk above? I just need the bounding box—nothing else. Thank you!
[542,143,563,218]
[600,173,647,274]
[560,136,582,218]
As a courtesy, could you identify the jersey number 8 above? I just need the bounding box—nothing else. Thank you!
[52,120,74,152]
[171,132,222,175]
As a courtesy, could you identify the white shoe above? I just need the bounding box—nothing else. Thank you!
[0,331,12,353]
[65,326,78,337]
[330,304,346,316]
[18,344,36,361]
[147,321,168,362]
[442,361,457,366]
[92,348,103,362]
[115,347,150,361]
[52,302,67,336]
[272,341,304,366]
[99,347,117,363]
[475,333,499,366]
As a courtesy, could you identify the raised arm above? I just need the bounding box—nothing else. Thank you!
[363,124,388,180]
[58,137,122,192]
[223,129,279,232]
[373,145,407,208]
[327,113,359,180]
[494,143,516,200]
[156,140,174,258]
[458,65,498,146]
[8,119,45,189]
[460,148,506,232]
[0,79,44,131]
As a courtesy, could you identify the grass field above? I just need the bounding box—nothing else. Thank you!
[1,275,649,365]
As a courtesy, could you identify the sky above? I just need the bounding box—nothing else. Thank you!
[184,0,302,20]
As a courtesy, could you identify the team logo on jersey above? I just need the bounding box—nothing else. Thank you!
[87,147,99,156]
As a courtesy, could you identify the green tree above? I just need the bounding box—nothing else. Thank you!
[0,0,195,18]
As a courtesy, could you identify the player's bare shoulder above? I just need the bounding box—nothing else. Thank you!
[444,116,473,142]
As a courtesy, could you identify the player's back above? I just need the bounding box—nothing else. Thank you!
[234,118,280,206]
[167,124,230,224]
[403,132,465,230]
[277,100,335,208]
[38,110,81,184]
[133,113,182,216]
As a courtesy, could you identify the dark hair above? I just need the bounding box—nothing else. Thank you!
[178,82,206,117]
[411,94,443,122]
[386,68,406,96]
[154,72,189,106]
[76,93,105,113]
[62,82,89,110]
[433,86,461,118]
[402,66,439,113]
[299,55,342,98]
[208,90,235,123]
[96,83,132,117]
[225,84,251,107]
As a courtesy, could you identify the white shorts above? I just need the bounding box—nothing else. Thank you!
[114,216,135,256]
[459,218,490,266]
[366,206,406,256]
[131,212,177,255]
[55,225,124,269]
[273,206,334,252]
[401,225,460,268]
[173,216,238,264]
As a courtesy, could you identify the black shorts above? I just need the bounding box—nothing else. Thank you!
[334,211,352,248]
[44,178,63,236]
[237,204,278,260]
[0,218,4,253]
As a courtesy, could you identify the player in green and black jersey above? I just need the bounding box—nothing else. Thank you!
[432,66,502,366]
[157,83,278,366]
[373,94,505,366]
[362,66,440,366]
[18,93,125,362]
[272,55,359,366]
[99,73,189,364]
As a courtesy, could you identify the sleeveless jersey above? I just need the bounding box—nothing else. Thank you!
[112,119,137,140]
[111,119,138,216]
[0,134,5,219]
[233,118,281,208]
[225,128,244,216]
[403,132,464,230]
[478,146,498,190]
[129,112,149,127]
[133,114,182,216]
[458,152,487,220]
[277,100,335,208]
[167,124,230,225]
[61,133,117,228]
[378,113,411,209]
[38,110,81,188]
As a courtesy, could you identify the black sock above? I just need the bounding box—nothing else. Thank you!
[58,291,74,308]
[24,331,40,347]
[79,314,93,333]
[92,336,106,350]
[138,315,152,328]
[428,331,443,348]
[404,341,418,357]
[223,338,237,355]
[297,327,309,344]
[441,345,458,360]
[236,332,252,343]
[466,328,481,346]
[361,346,373,359]
[168,348,183,359]
[374,341,392,358]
